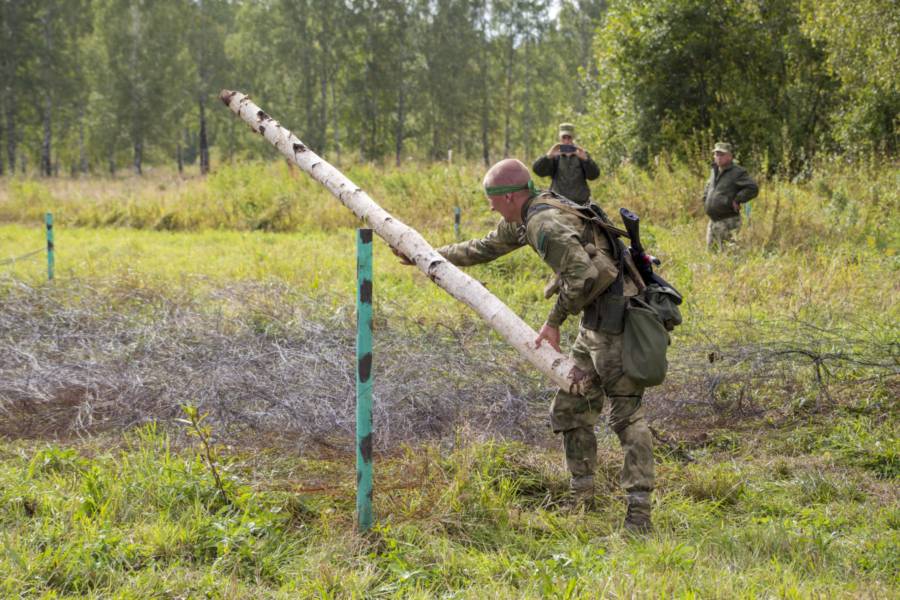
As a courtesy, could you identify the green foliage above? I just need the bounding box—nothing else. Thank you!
[2,0,897,177]
[801,0,900,154]
[0,426,896,596]
[589,0,839,172]
[681,462,746,506]
[27,446,88,478]
[820,417,899,479]
[177,405,234,507]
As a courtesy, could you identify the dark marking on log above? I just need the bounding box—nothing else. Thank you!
[256,109,270,121]
[359,229,373,244]
[358,352,372,383]
[552,358,562,368]
[258,125,265,136]
[293,142,307,153]
[359,279,372,304]
[359,433,373,463]
[219,90,236,106]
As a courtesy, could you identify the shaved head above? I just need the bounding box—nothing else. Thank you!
[483,158,530,195]
[482,158,535,224]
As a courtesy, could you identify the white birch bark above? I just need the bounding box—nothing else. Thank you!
[220,89,585,393]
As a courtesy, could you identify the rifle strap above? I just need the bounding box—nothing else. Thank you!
[534,196,631,239]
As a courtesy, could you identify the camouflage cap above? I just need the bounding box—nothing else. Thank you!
[559,123,575,136]
[713,142,733,154]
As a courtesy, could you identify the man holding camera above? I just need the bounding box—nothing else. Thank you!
[532,123,600,206]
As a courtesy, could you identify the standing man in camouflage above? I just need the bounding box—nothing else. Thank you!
[532,123,601,206]
[433,158,656,533]
[702,142,759,251]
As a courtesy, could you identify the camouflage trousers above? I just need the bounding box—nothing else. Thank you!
[706,215,742,251]
[550,326,655,493]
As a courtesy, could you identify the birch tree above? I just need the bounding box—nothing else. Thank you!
[221,90,586,394]
[186,0,231,175]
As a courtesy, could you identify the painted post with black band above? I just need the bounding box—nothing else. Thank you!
[453,206,461,240]
[356,228,374,531]
[45,213,54,280]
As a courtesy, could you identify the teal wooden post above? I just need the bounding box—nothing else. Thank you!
[453,206,461,240]
[356,228,374,531]
[45,213,54,280]
[744,201,751,222]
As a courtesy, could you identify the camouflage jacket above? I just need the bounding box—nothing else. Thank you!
[439,193,634,328]
[436,218,527,266]
[524,194,632,327]
[702,163,759,220]
[532,153,600,205]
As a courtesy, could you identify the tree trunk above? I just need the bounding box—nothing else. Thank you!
[330,77,340,165]
[504,39,513,158]
[523,39,532,160]
[5,105,15,173]
[133,140,143,175]
[319,65,328,154]
[39,8,53,178]
[220,90,585,394]
[108,148,116,176]
[0,120,4,176]
[479,34,490,167]
[198,96,209,175]
[395,81,405,167]
[41,96,52,177]
[176,141,183,174]
[78,108,88,174]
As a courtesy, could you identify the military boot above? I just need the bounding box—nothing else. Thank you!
[623,491,653,534]
[568,475,595,511]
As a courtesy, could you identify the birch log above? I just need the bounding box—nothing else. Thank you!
[220,89,584,393]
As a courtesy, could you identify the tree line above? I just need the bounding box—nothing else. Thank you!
[0,0,895,178]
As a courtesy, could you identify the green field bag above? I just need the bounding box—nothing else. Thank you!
[642,283,683,331]
[622,295,670,387]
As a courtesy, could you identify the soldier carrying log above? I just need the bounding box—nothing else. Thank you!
[432,158,674,533]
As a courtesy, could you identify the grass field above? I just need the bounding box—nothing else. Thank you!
[0,159,897,597]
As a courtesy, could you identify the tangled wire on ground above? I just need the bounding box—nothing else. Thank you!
[0,278,548,448]
[1,277,895,448]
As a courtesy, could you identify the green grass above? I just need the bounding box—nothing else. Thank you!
[2,160,897,340]
[0,424,896,598]
[0,159,898,597]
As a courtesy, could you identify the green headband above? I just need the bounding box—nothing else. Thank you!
[484,179,538,197]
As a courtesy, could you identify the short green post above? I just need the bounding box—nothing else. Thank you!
[356,228,374,532]
[453,206,461,240]
[744,201,751,222]
[45,212,54,280]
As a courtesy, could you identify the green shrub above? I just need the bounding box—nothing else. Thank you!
[682,463,746,506]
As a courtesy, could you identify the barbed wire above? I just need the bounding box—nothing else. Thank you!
[0,248,44,267]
